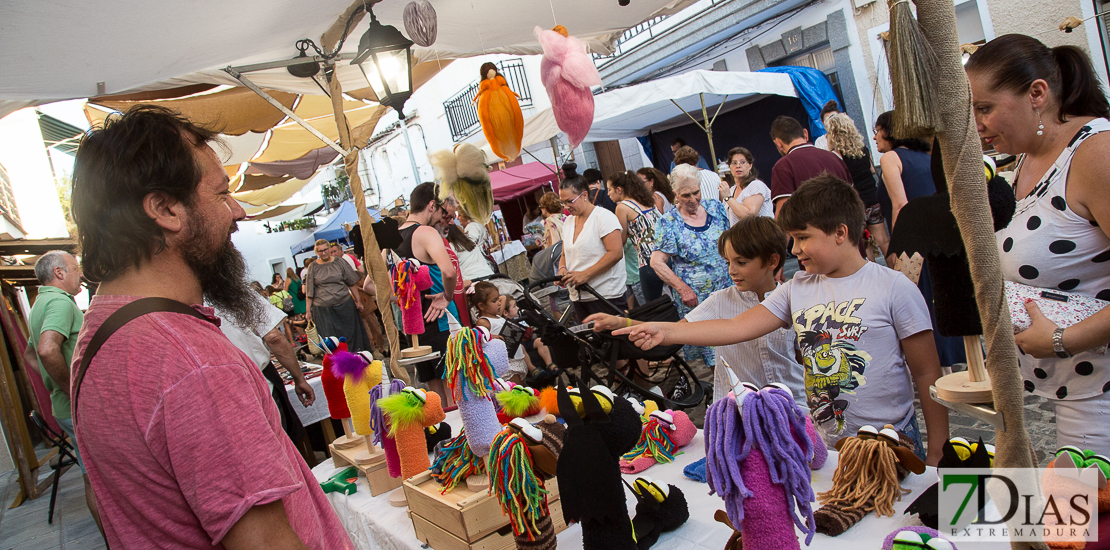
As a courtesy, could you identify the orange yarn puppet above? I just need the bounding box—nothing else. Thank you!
[474,62,524,162]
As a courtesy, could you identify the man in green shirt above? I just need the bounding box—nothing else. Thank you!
[24,250,103,537]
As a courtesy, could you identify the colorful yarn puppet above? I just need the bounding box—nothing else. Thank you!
[1041,446,1110,549]
[473,62,524,162]
[430,428,486,493]
[620,410,697,474]
[369,377,408,478]
[556,382,644,550]
[488,418,562,549]
[330,351,383,436]
[536,25,602,149]
[319,337,351,420]
[814,425,925,536]
[378,387,446,480]
[440,327,504,490]
[429,143,494,224]
[883,527,958,550]
[391,259,432,335]
[705,383,819,549]
[905,437,994,529]
[495,384,541,424]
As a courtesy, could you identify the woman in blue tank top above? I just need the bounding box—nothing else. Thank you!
[874,111,936,231]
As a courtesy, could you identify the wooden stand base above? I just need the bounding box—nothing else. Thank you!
[935,370,994,404]
[389,488,409,507]
[402,345,433,358]
[331,434,362,450]
[464,474,489,492]
[354,446,385,465]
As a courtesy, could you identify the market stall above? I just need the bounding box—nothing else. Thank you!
[311,409,1009,550]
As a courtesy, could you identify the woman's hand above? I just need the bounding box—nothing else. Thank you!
[425,293,448,322]
[583,313,625,332]
[677,284,699,307]
[305,310,313,324]
[1014,300,1059,358]
[562,270,591,288]
[718,180,731,202]
[613,322,667,350]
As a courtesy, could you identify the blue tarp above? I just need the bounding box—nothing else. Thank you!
[290,201,380,255]
[758,66,841,139]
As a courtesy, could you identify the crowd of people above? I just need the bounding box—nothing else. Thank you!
[17,31,1110,549]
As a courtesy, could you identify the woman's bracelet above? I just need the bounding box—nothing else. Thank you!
[625,317,632,328]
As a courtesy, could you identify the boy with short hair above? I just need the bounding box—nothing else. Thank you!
[586,216,805,408]
[614,175,948,464]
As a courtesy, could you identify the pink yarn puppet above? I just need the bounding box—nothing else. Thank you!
[705,382,822,550]
[620,410,698,474]
[369,365,408,478]
[536,25,602,149]
[392,259,432,335]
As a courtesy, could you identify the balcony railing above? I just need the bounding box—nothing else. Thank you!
[443,58,533,142]
[592,16,670,63]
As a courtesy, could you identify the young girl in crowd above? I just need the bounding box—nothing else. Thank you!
[499,294,555,373]
[468,282,532,382]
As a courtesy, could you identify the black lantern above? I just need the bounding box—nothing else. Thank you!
[352,8,414,117]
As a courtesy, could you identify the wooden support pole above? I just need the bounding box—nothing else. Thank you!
[326,67,410,386]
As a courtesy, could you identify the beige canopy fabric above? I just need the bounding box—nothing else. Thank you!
[233,176,315,206]
[94,87,298,136]
[233,174,293,193]
[244,204,304,219]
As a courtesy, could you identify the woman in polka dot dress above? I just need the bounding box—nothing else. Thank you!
[968,34,1110,455]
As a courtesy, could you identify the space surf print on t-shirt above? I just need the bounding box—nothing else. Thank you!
[762,262,931,446]
[793,298,872,436]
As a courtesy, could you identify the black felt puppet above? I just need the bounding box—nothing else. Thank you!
[904,437,994,528]
[556,381,643,550]
[887,143,1016,338]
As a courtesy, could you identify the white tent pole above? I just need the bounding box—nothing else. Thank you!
[399,116,422,187]
[223,67,349,157]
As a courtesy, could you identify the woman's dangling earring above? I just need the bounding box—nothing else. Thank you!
[1037,109,1044,136]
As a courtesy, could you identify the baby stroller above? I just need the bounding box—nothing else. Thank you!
[483,274,706,411]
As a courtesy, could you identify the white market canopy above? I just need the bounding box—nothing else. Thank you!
[474,69,798,154]
[0,0,698,120]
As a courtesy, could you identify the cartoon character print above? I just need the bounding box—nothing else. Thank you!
[792,298,873,435]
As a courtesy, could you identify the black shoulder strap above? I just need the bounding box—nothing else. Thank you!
[72,297,212,414]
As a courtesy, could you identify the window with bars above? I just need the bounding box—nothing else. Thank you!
[443,58,533,142]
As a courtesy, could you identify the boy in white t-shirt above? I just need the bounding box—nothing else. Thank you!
[613,175,948,465]
[586,216,806,409]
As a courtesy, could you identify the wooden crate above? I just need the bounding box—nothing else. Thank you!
[410,498,567,550]
[403,471,561,543]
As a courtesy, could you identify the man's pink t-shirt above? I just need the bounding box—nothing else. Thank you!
[71,295,352,549]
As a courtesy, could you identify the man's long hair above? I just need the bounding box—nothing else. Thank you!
[73,106,217,283]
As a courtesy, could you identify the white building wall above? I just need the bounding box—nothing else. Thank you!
[231,223,315,287]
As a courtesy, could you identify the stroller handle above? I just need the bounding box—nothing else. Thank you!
[525,276,625,316]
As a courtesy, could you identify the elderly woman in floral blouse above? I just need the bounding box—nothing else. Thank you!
[650,164,731,368]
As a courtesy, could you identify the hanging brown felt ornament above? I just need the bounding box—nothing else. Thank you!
[886,0,944,138]
[403,1,437,47]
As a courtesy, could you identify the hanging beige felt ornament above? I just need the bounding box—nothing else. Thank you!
[429,142,494,224]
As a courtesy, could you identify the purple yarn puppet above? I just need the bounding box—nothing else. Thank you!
[706,385,820,549]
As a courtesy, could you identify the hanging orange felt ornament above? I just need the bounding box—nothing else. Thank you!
[473,62,524,162]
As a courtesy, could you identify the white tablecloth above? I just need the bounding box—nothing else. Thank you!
[286,374,330,426]
[311,410,1011,550]
[491,240,526,264]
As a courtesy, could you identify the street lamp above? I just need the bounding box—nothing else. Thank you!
[352,7,414,118]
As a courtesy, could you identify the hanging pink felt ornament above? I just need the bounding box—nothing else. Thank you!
[391,259,432,335]
[536,25,602,149]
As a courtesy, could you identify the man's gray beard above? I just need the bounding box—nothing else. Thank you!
[181,221,264,329]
